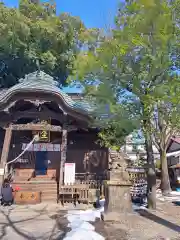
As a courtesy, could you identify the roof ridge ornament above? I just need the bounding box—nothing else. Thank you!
[17,59,60,85]
[18,70,59,87]
[36,59,41,76]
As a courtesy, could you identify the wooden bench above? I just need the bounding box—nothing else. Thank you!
[14,191,41,204]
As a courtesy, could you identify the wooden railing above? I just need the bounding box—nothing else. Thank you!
[58,173,107,205]
[58,183,89,205]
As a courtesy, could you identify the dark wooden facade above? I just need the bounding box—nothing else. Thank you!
[2,129,108,181]
[0,71,108,203]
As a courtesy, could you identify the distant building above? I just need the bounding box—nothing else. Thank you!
[122,133,159,162]
[167,137,180,167]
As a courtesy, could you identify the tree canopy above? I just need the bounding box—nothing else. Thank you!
[94,101,140,151]
[0,0,92,88]
[72,0,180,208]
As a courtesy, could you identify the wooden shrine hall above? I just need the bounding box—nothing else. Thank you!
[0,71,108,204]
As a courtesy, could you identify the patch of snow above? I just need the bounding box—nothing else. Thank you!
[132,203,147,211]
[158,197,165,202]
[157,191,180,202]
[170,191,180,196]
[64,228,105,240]
[64,207,105,240]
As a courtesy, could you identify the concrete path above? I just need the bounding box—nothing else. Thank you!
[0,204,65,240]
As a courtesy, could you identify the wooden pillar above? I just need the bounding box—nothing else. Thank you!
[60,125,67,185]
[0,127,12,180]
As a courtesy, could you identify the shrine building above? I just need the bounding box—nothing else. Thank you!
[0,71,108,203]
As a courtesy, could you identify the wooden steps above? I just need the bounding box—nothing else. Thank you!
[12,180,58,203]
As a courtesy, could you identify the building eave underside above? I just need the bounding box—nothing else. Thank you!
[0,89,92,123]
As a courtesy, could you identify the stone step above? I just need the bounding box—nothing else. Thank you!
[12,180,56,184]
[12,181,57,186]
[41,198,57,203]
[41,194,57,199]
[41,194,57,200]
[13,189,57,195]
[12,185,57,191]
[14,177,55,181]
[13,188,57,195]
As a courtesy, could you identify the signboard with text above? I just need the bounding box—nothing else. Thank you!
[22,143,60,152]
[64,163,75,185]
[38,120,51,142]
[39,130,50,142]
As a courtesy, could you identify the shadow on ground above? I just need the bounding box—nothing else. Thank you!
[94,220,129,240]
[50,212,68,240]
[52,211,129,240]
[0,205,63,240]
[136,209,180,233]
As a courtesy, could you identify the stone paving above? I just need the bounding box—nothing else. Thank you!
[0,201,180,239]
[0,203,65,240]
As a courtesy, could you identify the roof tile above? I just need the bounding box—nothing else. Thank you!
[0,71,93,114]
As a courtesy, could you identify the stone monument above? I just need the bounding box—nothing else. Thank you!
[103,149,132,217]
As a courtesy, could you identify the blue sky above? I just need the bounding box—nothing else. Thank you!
[3,0,119,92]
[3,0,119,28]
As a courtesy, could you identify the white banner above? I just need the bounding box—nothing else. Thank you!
[0,168,4,175]
[22,143,60,152]
[64,163,75,185]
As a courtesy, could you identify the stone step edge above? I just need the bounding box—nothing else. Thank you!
[12,181,57,184]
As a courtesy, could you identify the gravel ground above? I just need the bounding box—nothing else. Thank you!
[54,201,180,240]
[0,201,179,239]
[94,200,180,240]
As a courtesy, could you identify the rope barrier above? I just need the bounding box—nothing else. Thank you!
[4,134,39,177]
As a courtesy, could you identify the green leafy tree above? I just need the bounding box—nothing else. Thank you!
[94,102,140,151]
[150,87,180,194]
[0,0,89,88]
[72,0,180,208]
[83,82,139,150]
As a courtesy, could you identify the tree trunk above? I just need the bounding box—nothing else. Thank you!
[145,134,156,209]
[160,149,171,195]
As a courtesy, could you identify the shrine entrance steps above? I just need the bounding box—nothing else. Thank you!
[11,179,58,203]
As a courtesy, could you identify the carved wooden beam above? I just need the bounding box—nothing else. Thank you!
[6,124,62,132]
[4,123,78,132]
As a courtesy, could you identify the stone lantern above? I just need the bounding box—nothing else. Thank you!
[103,149,132,217]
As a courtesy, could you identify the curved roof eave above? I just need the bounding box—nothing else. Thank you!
[0,71,93,120]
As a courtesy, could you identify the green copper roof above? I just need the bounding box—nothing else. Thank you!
[0,71,93,114]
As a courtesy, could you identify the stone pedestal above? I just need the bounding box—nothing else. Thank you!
[103,150,132,220]
[104,180,132,213]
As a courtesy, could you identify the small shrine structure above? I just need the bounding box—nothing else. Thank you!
[0,71,109,203]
